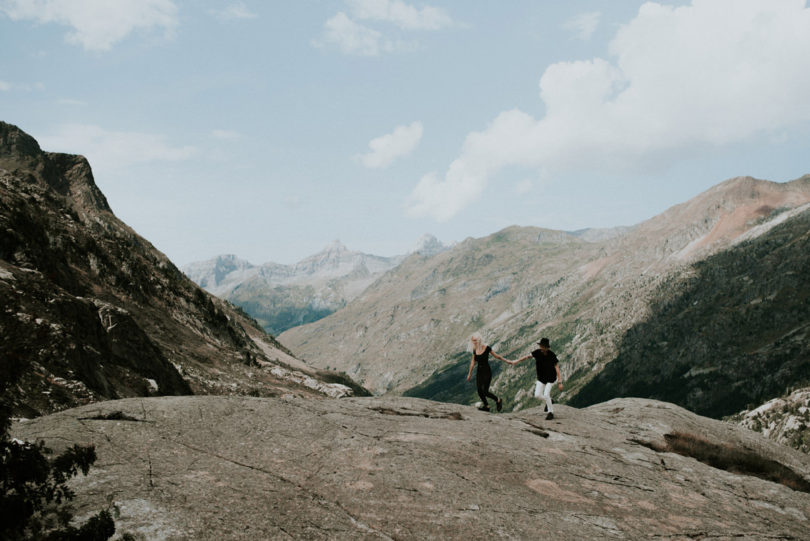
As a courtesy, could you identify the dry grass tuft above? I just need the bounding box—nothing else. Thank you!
[638,431,810,494]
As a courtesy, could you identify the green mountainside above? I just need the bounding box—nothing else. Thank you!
[227,280,337,336]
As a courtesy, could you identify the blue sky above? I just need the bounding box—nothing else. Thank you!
[2,0,810,266]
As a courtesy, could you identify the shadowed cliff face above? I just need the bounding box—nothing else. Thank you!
[11,395,810,539]
[569,207,810,418]
[0,122,362,416]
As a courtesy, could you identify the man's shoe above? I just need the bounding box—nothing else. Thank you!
[478,405,490,411]
[496,398,503,412]
[546,412,554,420]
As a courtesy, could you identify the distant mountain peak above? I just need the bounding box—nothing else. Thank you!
[411,234,446,256]
[314,239,351,260]
[325,239,348,251]
[296,241,374,277]
[181,254,255,290]
[182,241,407,334]
[217,253,245,262]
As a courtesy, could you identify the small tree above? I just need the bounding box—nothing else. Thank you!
[1,318,115,540]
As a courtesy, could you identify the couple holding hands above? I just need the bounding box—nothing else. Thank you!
[466,334,562,420]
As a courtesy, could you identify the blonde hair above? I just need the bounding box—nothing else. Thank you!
[469,332,485,351]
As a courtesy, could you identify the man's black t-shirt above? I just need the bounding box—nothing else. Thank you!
[531,349,559,383]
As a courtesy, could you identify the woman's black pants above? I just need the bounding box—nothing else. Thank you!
[476,365,498,406]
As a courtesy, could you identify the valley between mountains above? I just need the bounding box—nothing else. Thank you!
[2,121,810,539]
[188,168,810,450]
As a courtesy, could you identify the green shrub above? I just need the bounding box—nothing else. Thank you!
[1,329,115,541]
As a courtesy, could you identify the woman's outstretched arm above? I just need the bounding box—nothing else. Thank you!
[490,350,510,363]
[510,354,531,365]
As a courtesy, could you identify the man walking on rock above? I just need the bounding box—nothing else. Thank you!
[510,338,563,420]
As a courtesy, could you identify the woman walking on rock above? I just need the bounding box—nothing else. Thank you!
[510,337,563,420]
[466,333,508,412]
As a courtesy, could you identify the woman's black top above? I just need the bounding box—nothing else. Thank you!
[474,346,492,370]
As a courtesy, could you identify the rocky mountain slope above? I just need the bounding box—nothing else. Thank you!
[730,387,810,454]
[280,175,810,415]
[282,226,600,394]
[0,121,363,418]
[569,204,810,418]
[11,395,810,539]
[183,238,446,335]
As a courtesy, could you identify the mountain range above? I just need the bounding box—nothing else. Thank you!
[0,121,365,418]
[279,174,810,425]
[182,235,446,335]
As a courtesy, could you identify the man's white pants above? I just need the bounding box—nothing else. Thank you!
[534,381,554,413]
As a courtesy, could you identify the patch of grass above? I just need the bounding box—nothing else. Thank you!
[637,431,810,494]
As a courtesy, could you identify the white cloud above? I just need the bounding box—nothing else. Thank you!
[0,80,45,92]
[315,12,383,56]
[347,0,454,30]
[563,11,600,40]
[209,2,257,21]
[316,0,456,56]
[407,0,810,221]
[39,124,197,175]
[1,0,178,51]
[357,121,423,168]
